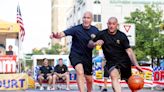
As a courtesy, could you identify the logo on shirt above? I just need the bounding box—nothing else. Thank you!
[91,34,96,39]
[62,68,64,71]
[116,40,120,44]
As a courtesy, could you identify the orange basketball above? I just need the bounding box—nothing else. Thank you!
[128,75,144,91]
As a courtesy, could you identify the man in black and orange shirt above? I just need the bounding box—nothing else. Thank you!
[38,58,53,90]
[52,58,70,90]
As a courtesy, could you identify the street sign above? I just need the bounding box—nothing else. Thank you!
[119,23,135,46]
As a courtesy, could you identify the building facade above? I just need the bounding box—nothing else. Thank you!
[66,0,164,49]
[51,0,74,46]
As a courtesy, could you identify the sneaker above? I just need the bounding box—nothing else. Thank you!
[51,87,56,90]
[101,88,107,92]
[47,86,51,90]
[40,86,44,90]
[66,87,70,91]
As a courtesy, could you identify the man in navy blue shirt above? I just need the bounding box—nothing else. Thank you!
[52,58,70,90]
[38,58,53,90]
[50,11,99,92]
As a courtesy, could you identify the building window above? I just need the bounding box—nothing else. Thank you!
[98,15,101,22]
[78,7,80,11]
[94,0,101,4]
[94,15,97,22]
[73,6,75,14]
[94,14,101,22]
[82,2,85,7]
[70,14,72,18]
[78,19,81,24]
[78,0,83,5]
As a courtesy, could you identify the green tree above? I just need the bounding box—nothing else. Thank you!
[125,5,163,65]
[32,48,42,55]
[46,43,62,54]
[24,54,33,70]
[32,43,64,55]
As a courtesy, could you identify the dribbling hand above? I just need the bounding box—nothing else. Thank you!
[135,65,144,73]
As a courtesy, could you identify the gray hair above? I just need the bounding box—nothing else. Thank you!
[108,17,118,23]
[83,11,93,18]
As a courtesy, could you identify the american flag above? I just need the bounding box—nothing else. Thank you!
[17,4,25,41]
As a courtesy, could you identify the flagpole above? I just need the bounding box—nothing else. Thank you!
[17,3,24,73]
[17,3,20,73]
[18,30,21,73]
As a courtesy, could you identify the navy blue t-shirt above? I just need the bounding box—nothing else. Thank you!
[39,65,53,75]
[54,64,68,74]
[64,24,99,61]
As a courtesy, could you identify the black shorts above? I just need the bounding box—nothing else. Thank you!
[43,74,48,80]
[104,66,109,78]
[69,56,92,75]
[106,63,132,80]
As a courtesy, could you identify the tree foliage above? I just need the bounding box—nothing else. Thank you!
[46,43,62,54]
[32,48,42,55]
[32,43,63,55]
[125,4,164,62]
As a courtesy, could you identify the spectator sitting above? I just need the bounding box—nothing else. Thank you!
[6,45,14,55]
[0,44,5,55]
[52,58,70,90]
[38,58,53,90]
[0,44,5,48]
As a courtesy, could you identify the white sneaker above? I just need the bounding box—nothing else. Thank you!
[51,87,56,90]
[66,87,70,90]
[47,86,50,90]
[40,86,44,90]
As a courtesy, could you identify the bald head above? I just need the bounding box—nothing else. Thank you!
[107,17,118,35]
[82,11,93,29]
[83,11,93,19]
[108,17,118,23]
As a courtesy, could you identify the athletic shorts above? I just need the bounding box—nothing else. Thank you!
[106,63,132,80]
[104,66,109,78]
[43,74,48,80]
[69,56,92,75]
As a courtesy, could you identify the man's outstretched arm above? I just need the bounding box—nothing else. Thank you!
[50,31,65,39]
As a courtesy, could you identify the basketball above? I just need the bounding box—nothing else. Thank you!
[128,75,144,91]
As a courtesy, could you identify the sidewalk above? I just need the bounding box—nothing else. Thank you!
[1,88,163,92]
